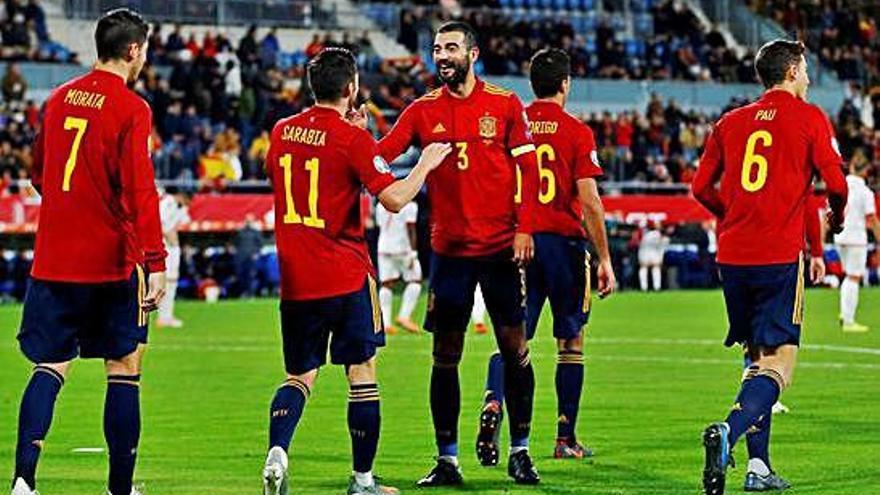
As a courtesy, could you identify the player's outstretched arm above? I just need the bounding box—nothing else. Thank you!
[377,103,418,163]
[578,178,615,298]
[378,142,451,212]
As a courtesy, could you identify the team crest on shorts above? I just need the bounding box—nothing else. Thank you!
[479,116,497,138]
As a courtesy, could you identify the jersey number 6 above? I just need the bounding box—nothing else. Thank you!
[741,130,772,193]
[514,144,557,204]
[279,154,325,229]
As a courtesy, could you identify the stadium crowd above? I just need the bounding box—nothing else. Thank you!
[1,0,75,62]
[397,0,756,82]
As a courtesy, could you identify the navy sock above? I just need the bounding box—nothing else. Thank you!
[746,411,772,468]
[348,384,380,473]
[555,351,584,442]
[104,375,141,495]
[268,377,310,451]
[430,364,460,457]
[484,352,505,406]
[15,366,64,490]
[724,374,780,445]
[503,350,535,448]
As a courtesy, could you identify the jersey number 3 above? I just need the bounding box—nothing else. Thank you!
[279,154,325,229]
[741,130,772,192]
[61,116,89,192]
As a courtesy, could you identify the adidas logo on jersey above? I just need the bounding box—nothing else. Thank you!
[432,123,446,134]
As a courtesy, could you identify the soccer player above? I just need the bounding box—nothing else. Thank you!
[638,221,667,291]
[260,48,450,495]
[834,159,879,332]
[11,9,165,495]
[376,200,423,334]
[692,40,847,494]
[479,48,615,460]
[378,21,542,486]
[156,186,191,328]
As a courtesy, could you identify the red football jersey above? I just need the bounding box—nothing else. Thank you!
[378,79,537,257]
[525,101,603,237]
[266,106,395,300]
[693,90,847,265]
[30,69,165,282]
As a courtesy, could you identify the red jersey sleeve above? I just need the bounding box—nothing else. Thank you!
[573,123,603,180]
[506,95,538,234]
[804,191,822,257]
[350,129,396,196]
[692,122,726,219]
[808,106,847,218]
[120,103,166,273]
[378,102,418,163]
[30,127,45,194]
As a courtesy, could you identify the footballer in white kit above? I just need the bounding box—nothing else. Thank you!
[376,201,423,333]
[834,163,880,332]
[157,188,191,328]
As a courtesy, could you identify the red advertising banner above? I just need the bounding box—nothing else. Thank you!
[2,193,877,234]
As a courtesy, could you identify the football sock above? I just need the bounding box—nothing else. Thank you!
[840,277,859,324]
[747,458,772,477]
[556,350,584,441]
[724,374,780,445]
[348,383,380,473]
[399,282,421,320]
[269,377,310,451]
[471,287,486,324]
[430,364,460,457]
[157,279,178,321]
[639,267,648,290]
[651,266,662,291]
[504,350,535,448]
[510,446,528,455]
[379,286,393,329]
[353,470,374,487]
[15,366,64,490]
[746,410,772,469]
[104,375,141,495]
[484,352,505,406]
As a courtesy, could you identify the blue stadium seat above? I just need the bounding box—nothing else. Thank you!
[584,35,597,53]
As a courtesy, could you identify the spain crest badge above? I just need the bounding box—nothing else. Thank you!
[479,115,497,138]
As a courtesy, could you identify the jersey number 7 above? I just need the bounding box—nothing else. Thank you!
[278,153,325,229]
[61,116,89,192]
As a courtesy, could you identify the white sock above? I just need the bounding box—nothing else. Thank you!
[353,471,374,487]
[639,267,648,291]
[471,286,486,324]
[438,455,459,466]
[652,266,662,291]
[379,286,393,329]
[747,458,771,476]
[509,446,528,455]
[399,282,421,320]
[158,279,178,320]
[840,277,859,324]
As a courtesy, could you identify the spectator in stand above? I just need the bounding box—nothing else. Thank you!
[238,24,259,67]
[2,62,26,102]
[260,27,280,68]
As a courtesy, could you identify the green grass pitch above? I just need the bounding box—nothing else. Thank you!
[1,289,878,494]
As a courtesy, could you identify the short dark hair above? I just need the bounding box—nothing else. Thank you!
[529,48,571,98]
[754,39,806,88]
[95,8,149,62]
[307,47,357,102]
[436,21,478,50]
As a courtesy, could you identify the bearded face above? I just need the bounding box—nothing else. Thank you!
[433,32,475,89]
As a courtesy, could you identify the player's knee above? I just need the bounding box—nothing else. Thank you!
[847,274,862,282]
[381,280,396,289]
[105,345,146,376]
[496,328,527,360]
[432,348,462,368]
[346,359,377,385]
[557,335,583,353]
[286,369,318,390]
[36,361,71,380]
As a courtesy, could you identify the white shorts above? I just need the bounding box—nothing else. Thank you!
[837,245,867,277]
[639,249,664,266]
[378,252,422,283]
[165,245,181,280]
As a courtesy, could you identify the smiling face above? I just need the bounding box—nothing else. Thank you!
[432,31,477,88]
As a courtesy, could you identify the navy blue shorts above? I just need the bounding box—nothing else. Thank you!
[280,276,385,375]
[526,233,591,340]
[18,267,149,363]
[424,249,525,333]
[719,257,804,348]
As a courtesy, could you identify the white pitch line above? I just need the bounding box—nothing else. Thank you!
[71,447,104,454]
[586,337,880,356]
